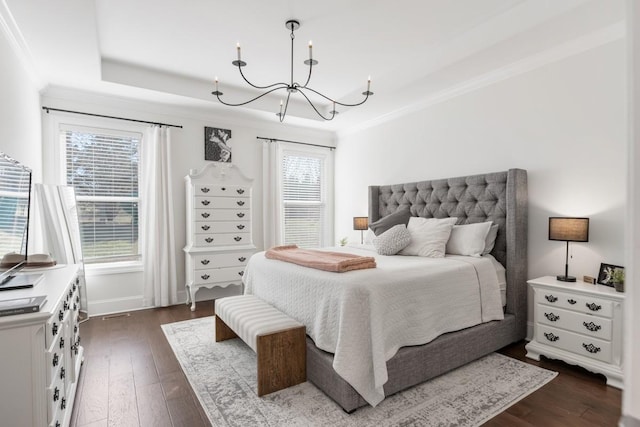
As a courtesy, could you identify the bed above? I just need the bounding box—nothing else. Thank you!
[244,168,527,412]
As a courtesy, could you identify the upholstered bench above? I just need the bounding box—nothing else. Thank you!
[214,295,306,396]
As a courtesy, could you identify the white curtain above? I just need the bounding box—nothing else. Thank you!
[141,126,177,307]
[262,140,283,249]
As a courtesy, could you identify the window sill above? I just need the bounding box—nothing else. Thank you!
[84,261,143,276]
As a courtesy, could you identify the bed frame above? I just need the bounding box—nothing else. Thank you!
[306,168,528,412]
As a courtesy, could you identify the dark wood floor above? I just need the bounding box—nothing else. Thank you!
[70,301,622,427]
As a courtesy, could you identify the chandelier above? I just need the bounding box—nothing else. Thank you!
[212,19,373,122]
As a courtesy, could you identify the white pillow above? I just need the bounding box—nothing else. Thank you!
[482,224,500,255]
[373,224,411,255]
[399,217,458,258]
[446,221,493,257]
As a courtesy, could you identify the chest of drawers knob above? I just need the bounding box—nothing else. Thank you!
[234,236,242,242]
[60,367,65,380]
[583,321,601,332]
[586,302,602,312]
[567,298,577,305]
[61,397,66,410]
[238,257,246,262]
[237,201,245,206]
[201,200,210,206]
[545,294,558,303]
[238,271,244,276]
[237,224,245,230]
[201,187,210,193]
[237,212,245,218]
[201,259,210,265]
[201,274,210,280]
[237,188,245,194]
[53,387,59,402]
[201,225,210,231]
[59,337,64,349]
[582,343,601,354]
[544,332,559,342]
[544,312,559,322]
[205,237,214,243]
[52,353,59,367]
[201,212,210,218]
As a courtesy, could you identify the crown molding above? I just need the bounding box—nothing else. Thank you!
[0,0,43,88]
[338,21,624,139]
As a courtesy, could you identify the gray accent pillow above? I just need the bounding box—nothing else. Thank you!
[369,209,412,236]
[373,224,411,255]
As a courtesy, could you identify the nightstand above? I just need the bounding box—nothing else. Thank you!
[525,276,624,389]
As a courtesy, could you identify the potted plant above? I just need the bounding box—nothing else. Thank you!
[611,268,625,292]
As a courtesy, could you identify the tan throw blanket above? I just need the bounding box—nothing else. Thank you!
[265,245,376,272]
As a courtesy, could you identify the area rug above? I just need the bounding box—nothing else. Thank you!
[162,317,556,427]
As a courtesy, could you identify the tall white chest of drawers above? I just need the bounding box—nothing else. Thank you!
[184,163,255,310]
[0,265,84,427]
[525,276,624,388]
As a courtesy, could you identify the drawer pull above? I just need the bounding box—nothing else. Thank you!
[201,200,210,206]
[200,259,210,265]
[238,257,246,262]
[63,301,69,311]
[583,321,602,332]
[237,224,245,230]
[582,343,601,354]
[53,386,59,402]
[201,212,210,218]
[53,353,59,367]
[201,274,210,280]
[234,236,242,242]
[221,187,226,191]
[237,201,245,206]
[58,310,64,321]
[238,271,244,276]
[59,337,64,349]
[56,421,60,427]
[205,237,214,243]
[237,212,245,218]
[567,299,577,305]
[60,367,66,380]
[61,397,67,410]
[201,225,210,231]
[545,295,558,303]
[74,325,79,334]
[52,323,58,337]
[237,188,245,194]
[544,312,559,322]
[543,332,559,342]
[586,302,602,312]
[201,187,210,193]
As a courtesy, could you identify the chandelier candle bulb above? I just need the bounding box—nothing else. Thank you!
[309,41,313,60]
[237,42,241,61]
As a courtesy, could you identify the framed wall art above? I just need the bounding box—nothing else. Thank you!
[204,127,232,162]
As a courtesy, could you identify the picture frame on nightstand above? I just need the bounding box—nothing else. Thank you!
[597,263,624,287]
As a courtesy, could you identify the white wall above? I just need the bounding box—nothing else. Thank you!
[40,88,333,315]
[0,22,41,178]
[335,40,626,331]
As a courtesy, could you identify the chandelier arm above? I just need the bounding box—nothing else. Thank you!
[302,86,372,107]
[215,85,287,107]
[237,66,288,90]
[278,92,292,123]
[302,61,313,88]
[297,89,336,121]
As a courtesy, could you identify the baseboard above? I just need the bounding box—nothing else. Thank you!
[620,415,640,427]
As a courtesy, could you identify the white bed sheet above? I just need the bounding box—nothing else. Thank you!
[242,246,504,406]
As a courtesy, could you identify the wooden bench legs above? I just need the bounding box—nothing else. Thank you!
[215,315,307,396]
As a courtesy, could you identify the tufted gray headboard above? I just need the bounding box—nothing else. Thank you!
[368,169,528,336]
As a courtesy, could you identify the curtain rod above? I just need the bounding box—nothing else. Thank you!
[256,136,335,151]
[42,107,183,129]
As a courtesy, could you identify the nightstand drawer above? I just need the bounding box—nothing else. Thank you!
[194,221,250,234]
[536,289,613,318]
[193,266,245,285]
[193,252,252,270]
[536,325,612,363]
[195,233,251,246]
[536,305,612,341]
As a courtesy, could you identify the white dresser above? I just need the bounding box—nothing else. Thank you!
[0,265,84,427]
[525,276,624,388]
[184,163,255,310]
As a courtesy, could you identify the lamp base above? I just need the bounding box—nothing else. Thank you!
[557,275,576,282]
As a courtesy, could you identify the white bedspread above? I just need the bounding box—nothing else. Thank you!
[242,246,504,406]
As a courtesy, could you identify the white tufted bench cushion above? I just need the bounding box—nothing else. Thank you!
[214,295,306,396]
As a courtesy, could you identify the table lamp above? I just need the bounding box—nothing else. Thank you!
[548,217,589,282]
[353,217,369,244]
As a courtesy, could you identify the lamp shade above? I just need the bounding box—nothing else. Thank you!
[549,217,589,242]
[353,217,369,231]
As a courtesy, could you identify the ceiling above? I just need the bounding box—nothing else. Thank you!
[3,0,624,132]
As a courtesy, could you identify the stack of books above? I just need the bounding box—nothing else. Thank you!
[0,295,47,317]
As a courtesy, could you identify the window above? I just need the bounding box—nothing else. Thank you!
[280,147,332,248]
[60,125,141,264]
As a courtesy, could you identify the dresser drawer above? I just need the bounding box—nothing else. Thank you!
[195,184,249,197]
[536,289,613,318]
[46,364,66,422]
[536,325,612,363]
[193,266,246,285]
[45,300,68,349]
[195,208,248,221]
[195,233,251,247]
[194,221,250,234]
[536,305,613,341]
[195,196,248,209]
[46,329,67,385]
[193,252,252,270]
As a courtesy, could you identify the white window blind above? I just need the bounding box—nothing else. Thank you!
[61,126,141,263]
[281,152,325,248]
[0,159,31,255]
